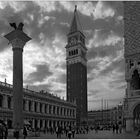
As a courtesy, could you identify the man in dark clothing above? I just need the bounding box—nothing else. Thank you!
[0,125,3,139]
[112,123,116,134]
[115,123,119,134]
[23,126,27,139]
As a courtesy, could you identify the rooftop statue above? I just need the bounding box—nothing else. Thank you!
[9,22,24,31]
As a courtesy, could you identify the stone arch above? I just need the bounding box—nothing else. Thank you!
[130,69,140,90]
[130,68,140,79]
[130,101,140,130]
[130,101,140,115]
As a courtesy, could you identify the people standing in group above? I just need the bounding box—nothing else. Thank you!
[95,124,98,133]
[14,123,20,139]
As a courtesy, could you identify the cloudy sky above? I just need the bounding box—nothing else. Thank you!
[0,1,124,110]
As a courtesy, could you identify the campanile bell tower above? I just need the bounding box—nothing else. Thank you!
[66,6,88,126]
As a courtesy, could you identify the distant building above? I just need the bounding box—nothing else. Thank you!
[124,1,140,132]
[88,104,124,126]
[0,81,76,129]
[66,6,88,126]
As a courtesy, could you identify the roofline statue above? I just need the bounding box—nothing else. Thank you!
[9,22,24,31]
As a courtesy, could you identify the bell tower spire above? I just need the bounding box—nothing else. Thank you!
[69,5,83,35]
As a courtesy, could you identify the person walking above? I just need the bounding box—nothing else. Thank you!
[0,124,3,139]
[112,123,116,134]
[72,127,75,139]
[56,126,59,138]
[23,126,27,139]
[3,125,8,139]
[68,129,72,139]
[119,123,122,134]
[115,123,119,134]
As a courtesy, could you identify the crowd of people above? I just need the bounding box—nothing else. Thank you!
[1,122,140,138]
[37,125,89,139]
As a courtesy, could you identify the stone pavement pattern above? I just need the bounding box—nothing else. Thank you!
[25,130,140,139]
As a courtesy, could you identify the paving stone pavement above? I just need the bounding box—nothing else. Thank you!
[26,130,140,139]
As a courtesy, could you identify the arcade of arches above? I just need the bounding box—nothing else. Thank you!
[0,82,76,129]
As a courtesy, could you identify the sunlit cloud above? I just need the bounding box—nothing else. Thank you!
[0,1,124,111]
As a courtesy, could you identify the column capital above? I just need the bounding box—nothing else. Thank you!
[11,38,26,50]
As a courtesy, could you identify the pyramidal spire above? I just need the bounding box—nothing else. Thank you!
[69,5,83,34]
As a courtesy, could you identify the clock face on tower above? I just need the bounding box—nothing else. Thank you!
[69,37,77,45]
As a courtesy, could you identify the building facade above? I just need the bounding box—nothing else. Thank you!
[88,104,124,127]
[0,81,76,129]
[66,6,88,126]
[124,1,140,131]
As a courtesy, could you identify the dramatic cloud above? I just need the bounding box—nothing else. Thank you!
[25,64,53,84]
[0,1,124,110]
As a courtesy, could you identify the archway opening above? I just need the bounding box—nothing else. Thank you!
[131,70,140,90]
[133,103,140,130]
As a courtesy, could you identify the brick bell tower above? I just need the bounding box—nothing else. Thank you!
[66,6,88,126]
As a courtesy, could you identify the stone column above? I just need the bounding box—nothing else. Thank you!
[59,107,61,116]
[37,102,40,113]
[42,104,45,113]
[47,104,49,114]
[4,26,31,131]
[32,119,35,129]
[3,95,8,108]
[42,120,45,129]
[62,108,64,116]
[74,109,76,118]
[55,106,57,115]
[62,121,64,128]
[47,120,50,128]
[37,120,40,128]
[31,101,35,112]
[11,97,13,109]
[51,105,53,114]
